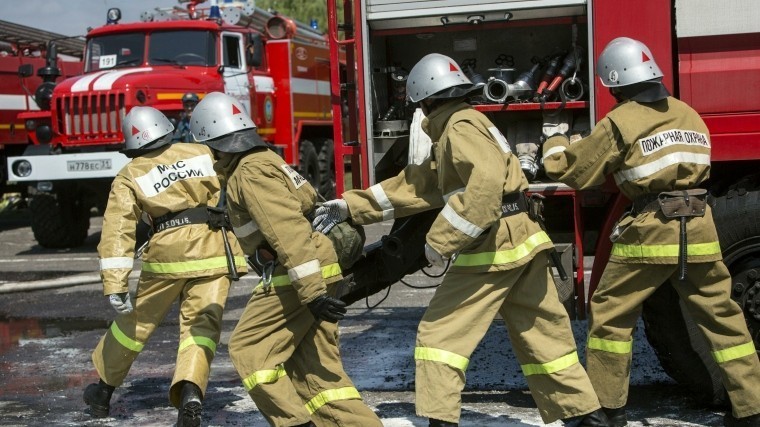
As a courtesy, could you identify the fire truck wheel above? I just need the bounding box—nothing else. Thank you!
[29,192,90,248]
[299,140,321,196]
[317,139,336,200]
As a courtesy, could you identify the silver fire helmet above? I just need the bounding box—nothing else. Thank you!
[121,106,174,157]
[407,53,478,103]
[190,92,267,153]
[596,37,664,87]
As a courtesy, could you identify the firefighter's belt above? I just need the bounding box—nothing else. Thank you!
[500,192,529,218]
[631,189,707,218]
[153,206,231,233]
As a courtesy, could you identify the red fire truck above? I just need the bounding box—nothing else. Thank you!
[327,0,760,406]
[6,0,336,248]
[0,20,84,193]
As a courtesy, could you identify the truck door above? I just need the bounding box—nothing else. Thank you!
[221,32,251,114]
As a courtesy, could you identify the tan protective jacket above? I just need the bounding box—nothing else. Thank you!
[98,143,247,295]
[215,148,341,304]
[344,101,552,273]
[543,96,721,264]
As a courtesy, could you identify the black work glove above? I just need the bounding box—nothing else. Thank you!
[307,294,347,323]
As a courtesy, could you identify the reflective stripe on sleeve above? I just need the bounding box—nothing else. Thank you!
[254,263,342,290]
[587,336,633,354]
[542,145,566,160]
[100,257,134,270]
[611,241,721,258]
[110,322,144,352]
[488,126,511,153]
[305,387,362,414]
[453,231,551,267]
[441,204,483,238]
[142,256,247,274]
[712,341,756,364]
[521,351,579,376]
[370,184,394,221]
[414,346,469,371]
[233,220,259,238]
[288,259,321,281]
[242,364,287,391]
[613,152,711,185]
[178,335,217,354]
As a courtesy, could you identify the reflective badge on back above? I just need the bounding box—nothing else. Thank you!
[135,154,216,197]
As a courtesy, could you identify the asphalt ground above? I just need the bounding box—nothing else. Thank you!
[0,206,729,426]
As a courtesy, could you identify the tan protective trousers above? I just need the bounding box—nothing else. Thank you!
[415,251,601,424]
[587,261,760,418]
[92,274,230,407]
[228,282,382,427]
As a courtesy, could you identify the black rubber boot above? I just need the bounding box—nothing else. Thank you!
[725,412,760,427]
[563,408,613,426]
[82,379,115,418]
[602,407,628,427]
[177,381,203,427]
[293,422,316,427]
[429,418,458,427]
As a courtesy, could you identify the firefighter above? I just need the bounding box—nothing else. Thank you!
[82,106,247,426]
[313,53,610,427]
[190,92,382,427]
[173,92,199,143]
[541,37,760,427]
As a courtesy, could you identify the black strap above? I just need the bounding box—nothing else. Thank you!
[153,207,212,233]
[500,192,529,218]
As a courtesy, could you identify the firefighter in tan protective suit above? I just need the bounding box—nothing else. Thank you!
[190,92,382,427]
[313,53,610,427]
[82,106,247,426]
[541,37,760,427]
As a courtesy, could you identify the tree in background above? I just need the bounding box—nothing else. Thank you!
[256,0,344,34]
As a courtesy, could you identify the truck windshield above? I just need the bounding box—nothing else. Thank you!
[149,30,216,67]
[85,33,145,72]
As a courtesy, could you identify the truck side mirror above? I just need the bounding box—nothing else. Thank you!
[247,33,263,68]
[18,64,34,78]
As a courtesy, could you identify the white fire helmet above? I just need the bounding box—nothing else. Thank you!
[596,37,664,87]
[406,53,478,103]
[121,106,174,157]
[190,92,267,153]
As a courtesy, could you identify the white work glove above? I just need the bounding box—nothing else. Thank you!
[542,110,571,139]
[312,199,349,234]
[424,243,447,268]
[108,292,133,315]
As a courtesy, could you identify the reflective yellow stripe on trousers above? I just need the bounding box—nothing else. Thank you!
[587,336,633,354]
[254,263,342,290]
[712,341,757,363]
[305,387,363,414]
[414,347,469,371]
[242,364,287,391]
[521,351,580,376]
[110,322,144,352]
[178,335,217,355]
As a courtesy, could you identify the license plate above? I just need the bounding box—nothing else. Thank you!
[67,159,112,172]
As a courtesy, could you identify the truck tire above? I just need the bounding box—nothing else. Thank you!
[317,139,336,200]
[298,140,320,194]
[641,176,760,407]
[30,192,90,248]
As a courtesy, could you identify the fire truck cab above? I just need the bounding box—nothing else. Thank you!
[328,0,760,406]
[7,0,335,248]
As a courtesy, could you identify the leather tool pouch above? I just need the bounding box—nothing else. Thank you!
[527,193,546,223]
[657,189,707,218]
